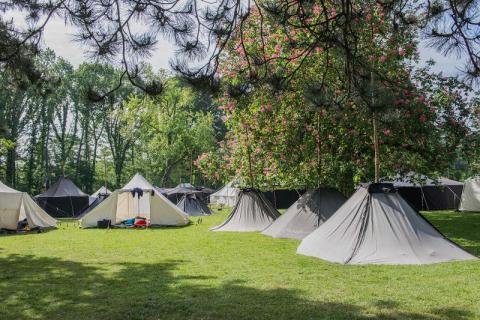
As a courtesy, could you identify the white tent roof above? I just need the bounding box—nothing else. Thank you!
[211,181,239,197]
[91,186,112,198]
[459,177,480,212]
[0,180,19,193]
[122,173,155,190]
[0,180,57,230]
[81,174,189,228]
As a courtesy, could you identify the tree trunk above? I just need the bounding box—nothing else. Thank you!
[372,112,380,183]
[6,147,16,187]
[245,127,255,189]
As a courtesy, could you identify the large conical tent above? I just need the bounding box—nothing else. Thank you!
[297,183,477,265]
[262,188,346,240]
[36,176,90,218]
[211,189,280,232]
[177,193,212,216]
[459,177,480,212]
[210,181,239,207]
[81,173,189,228]
[0,180,57,231]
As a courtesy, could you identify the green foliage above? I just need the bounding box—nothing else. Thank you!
[120,78,218,186]
[195,3,478,193]
[0,50,221,193]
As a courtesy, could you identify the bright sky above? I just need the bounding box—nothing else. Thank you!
[41,17,176,71]
[14,15,465,76]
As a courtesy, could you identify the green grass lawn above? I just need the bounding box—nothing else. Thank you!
[0,208,479,320]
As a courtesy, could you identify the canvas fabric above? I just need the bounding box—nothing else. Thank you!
[297,184,477,265]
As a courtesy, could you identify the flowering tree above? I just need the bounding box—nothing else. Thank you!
[196,3,476,193]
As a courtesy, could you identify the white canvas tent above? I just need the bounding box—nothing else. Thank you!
[81,173,189,227]
[210,181,239,207]
[459,177,480,212]
[91,186,111,198]
[297,183,477,265]
[0,180,57,230]
[89,186,112,205]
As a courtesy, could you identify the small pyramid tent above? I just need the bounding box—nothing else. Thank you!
[297,183,477,265]
[211,189,280,232]
[262,188,346,240]
[210,181,239,207]
[91,186,112,199]
[36,176,90,217]
[459,177,480,212]
[177,193,212,216]
[81,173,189,227]
[89,186,112,205]
[0,181,57,230]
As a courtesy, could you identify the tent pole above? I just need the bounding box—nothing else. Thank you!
[103,153,107,190]
[370,18,380,183]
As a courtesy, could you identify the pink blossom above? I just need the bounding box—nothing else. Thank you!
[379,55,387,63]
[383,129,391,136]
[313,4,321,15]
[419,114,427,123]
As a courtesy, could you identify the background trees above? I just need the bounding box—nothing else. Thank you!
[0,50,221,193]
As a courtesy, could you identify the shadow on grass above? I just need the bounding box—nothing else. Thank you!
[424,212,480,256]
[0,228,57,238]
[0,254,474,320]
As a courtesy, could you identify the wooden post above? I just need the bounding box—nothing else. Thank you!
[245,126,255,189]
[103,153,107,190]
[372,112,380,182]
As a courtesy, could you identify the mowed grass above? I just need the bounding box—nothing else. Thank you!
[0,208,479,320]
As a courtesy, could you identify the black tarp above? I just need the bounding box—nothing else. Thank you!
[391,178,463,211]
[35,177,90,218]
[159,183,214,204]
[262,189,305,209]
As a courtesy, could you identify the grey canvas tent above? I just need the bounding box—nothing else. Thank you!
[177,193,212,216]
[36,176,90,218]
[262,188,346,240]
[211,189,280,232]
[0,180,57,231]
[297,183,477,265]
[459,177,480,212]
